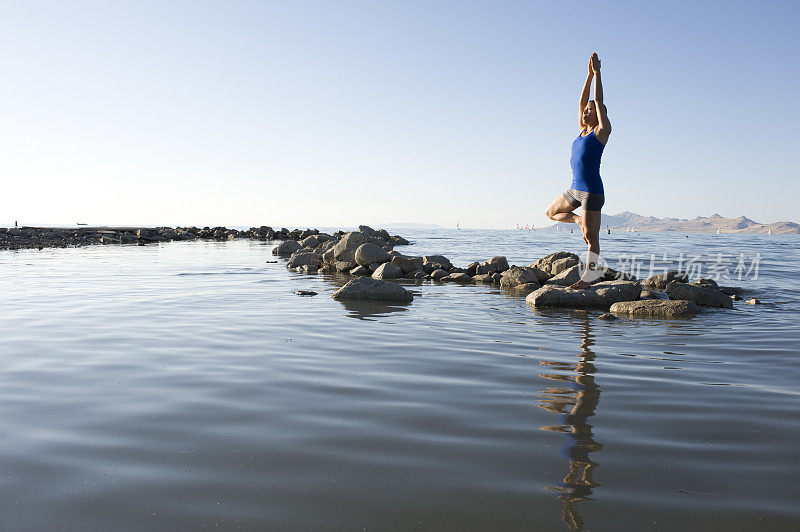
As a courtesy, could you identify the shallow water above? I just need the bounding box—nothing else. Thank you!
[0,229,798,530]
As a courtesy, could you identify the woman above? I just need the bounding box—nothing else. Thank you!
[545,52,611,289]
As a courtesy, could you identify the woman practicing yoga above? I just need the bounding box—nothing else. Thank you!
[545,52,611,289]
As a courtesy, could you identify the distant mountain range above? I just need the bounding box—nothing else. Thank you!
[547,212,799,234]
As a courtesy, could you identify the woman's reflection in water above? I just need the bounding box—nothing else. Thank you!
[538,315,603,530]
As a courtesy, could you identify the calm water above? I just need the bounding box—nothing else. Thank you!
[0,229,798,531]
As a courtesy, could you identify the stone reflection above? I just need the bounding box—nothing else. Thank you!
[538,316,603,531]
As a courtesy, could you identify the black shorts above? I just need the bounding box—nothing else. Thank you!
[563,188,605,211]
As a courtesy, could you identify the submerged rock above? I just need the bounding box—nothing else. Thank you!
[609,299,699,318]
[504,282,541,296]
[598,312,618,321]
[331,277,413,302]
[642,270,689,290]
[665,281,734,309]
[526,280,641,309]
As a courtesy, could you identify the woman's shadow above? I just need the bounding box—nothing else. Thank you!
[537,315,603,531]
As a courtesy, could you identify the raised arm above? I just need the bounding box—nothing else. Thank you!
[590,52,611,143]
[578,59,593,130]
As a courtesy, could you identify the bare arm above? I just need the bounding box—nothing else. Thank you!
[578,60,593,129]
[590,53,611,142]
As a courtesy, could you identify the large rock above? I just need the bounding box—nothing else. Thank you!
[500,266,540,289]
[665,281,734,309]
[286,252,322,269]
[331,277,413,302]
[391,255,424,274]
[526,280,641,309]
[423,255,452,271]
[642,270,689,290]
[272,240,301,256]
[299,235,322,248]
[610,299,699,318]
[332,232,367,265]
[372,262,402,280]
[544,264,583,287]
[532,252,580,276]
[354,243,390,267]
[358,225,377,237]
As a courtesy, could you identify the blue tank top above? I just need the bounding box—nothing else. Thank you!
[570,129,605,194]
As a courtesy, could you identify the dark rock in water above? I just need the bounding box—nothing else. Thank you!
[610,299,699,318]
[286,252,322,269]
[731,293,742,301]
[349,265,369,276]
[389,235,410,246]
[527,280,641,309]
[693,278,719,288]
[423,255,452,271]
[466,262,480,276]
[272,240,301,256]
[354,243,390,267]
[504,282,541,296]
[485,256,510,274]
[642,270,689,290]
[331,277,413,302]
[745,298,760,305]
[430,269,449,281]
[598,312,618,320]
[294,290,318,296]
[500,266,540,289]
[391,255,424,274]
[406,270,426,280]
[372,262,402,280]
[444,273,473,283]
[665,281,734,309]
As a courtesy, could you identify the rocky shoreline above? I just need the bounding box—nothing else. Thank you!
[274,225,751,317]
[0,225,319,251]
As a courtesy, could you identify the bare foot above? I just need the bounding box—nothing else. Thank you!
[568,280,592,290]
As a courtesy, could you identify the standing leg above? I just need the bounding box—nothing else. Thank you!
[569,209,603,289]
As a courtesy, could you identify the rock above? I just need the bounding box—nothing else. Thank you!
[550,256,579,275]
[642,270,689,290]
[349,265,369,276]
[665,280,734,309]
[444,273,473,283]
[745,298,760,305]
[286,252,322,269]
[430,269,449,281]
[532,252,580,276]
[639,289,668,300]
[375,229,391,241]
[598,312,618,321]
[609,299,699,318]
[335,260,355,272]
[492,272,503,283]
[372,262,402,280]
[486,256,510,274]
[294,290,318,296]
[390,235,410,246]
[405,270,426,280]
[602,267,638,282]
[472,273,495,283]
[354,243,390,267]
[391,255,424,274]
[500,266,540,289]
[731,293,742,301]
[272,240,301,256]
[693,278,719,288]
[299,235,321,248]
[331,277,413,302]
[423,255,452,271]
[449,267,467,274]
[358,225,376,237]
[368,263,381,273]
[504,282,541,296]
[332,232,367,265]
[544,264,583,287]
[466,262,480,276]
[526,280,641,309]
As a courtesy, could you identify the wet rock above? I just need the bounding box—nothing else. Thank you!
[286,252,322,269]
[598,312,617,321]
[642,270,689,290]
[272,240,301,256]
[504,282,541,296]
[444,273,473,283]
[665,280,734,309]
[331,277,413,302]
[609,299,699,318]
[294,290,318,296]
[391,255,424,274]
[354,243,390,267]
[466,262,480,276]
[527,280,641,309]
[430,269,449,281]
[372,262,402,280]
[745,298,760,305]
[500,266,540,289]
[405,270,426,280]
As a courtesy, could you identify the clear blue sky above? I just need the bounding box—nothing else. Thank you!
[1,0,798,229]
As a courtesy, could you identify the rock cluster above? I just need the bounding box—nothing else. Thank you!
[1,225,318,251]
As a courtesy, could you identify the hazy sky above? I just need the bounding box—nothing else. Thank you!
[2,0,798,229]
